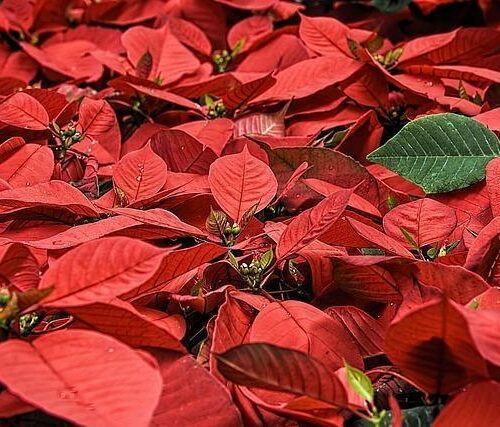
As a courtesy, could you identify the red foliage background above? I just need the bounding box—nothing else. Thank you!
[0,0,499,425]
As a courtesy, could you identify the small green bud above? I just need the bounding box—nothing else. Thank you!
[0,291,10,305]
[427,247,438,259]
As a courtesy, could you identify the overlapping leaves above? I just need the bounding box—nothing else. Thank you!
[0,1,499,426]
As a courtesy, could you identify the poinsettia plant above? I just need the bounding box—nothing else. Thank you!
[0,0,499,426]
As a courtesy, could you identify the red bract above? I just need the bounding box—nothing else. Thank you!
[0,93,49,130]
[433,381,500,427]
[0,329,162,426]
[209,145,278,223]
[113,143,168,205]
[0,0,499,425]
[276,188,353,260]
[121,25,200,84]
[39,237,166,307]
[0,141,54,188]
[382,198,457,248]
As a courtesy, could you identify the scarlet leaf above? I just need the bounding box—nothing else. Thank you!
[79,98,117,138]
[341,65,389,108]
[398,27,500,66]
[112,207,206,237]
[39,237,166,308]
[227,15,273,52]
[0,92,49,130]
[486,157,500,217]
[412,262,489,304]
[113,143,168,205]
[152,355,243,426]
[277,188,353,260]
[122,25,200,84]
[347,217,414,257]
[0,136,25,159]
[250,300,363,369]
[210,293,256,379]
[78,97,120,161]
[123,242,226,298]
[216,343,348,405]
[27,208,205,250]
[464,217,500,284]
[0,181,99,222]
[128,83,201,111]
[273,161,310,206]
[253,56,362,102]
[0,242,40,291]
[385,297,493,394]
[267,147,380,213]
[433,381,500,427]
[168,17,212,56]
[68,299,186,352]
[150,129,217,174]
[296,240,343,295]
[176,118,233,156]
[0,144,54,188]
[22,41,103,82]
[0,3,499,426]
[325,306,384,358]
[475,108,500,132]
[331,257,403,302]
[233,109,287,138]
[304,178,381,217]
[209,146,278,223]
[0,391,35,418]
[299,15,353,56]
[237,33,309,73]
[383,199,457,248]
[468,288,500,310]
[222,73,276,111]
[0,329,162,427]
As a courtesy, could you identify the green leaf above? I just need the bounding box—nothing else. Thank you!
[259,248,274,270]
[367,113,500,194]
[400,227,418,250]
[228,251,239,269]
[203,94,215,107]
[386,194,398,210]
[231,38,246,58]
[469,298,480,310]
[444,240,460,254]
[206,207,228,239]
[345,362,374,403]
[190,279,205,296]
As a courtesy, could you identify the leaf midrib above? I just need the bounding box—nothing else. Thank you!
[45,250,163,304]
